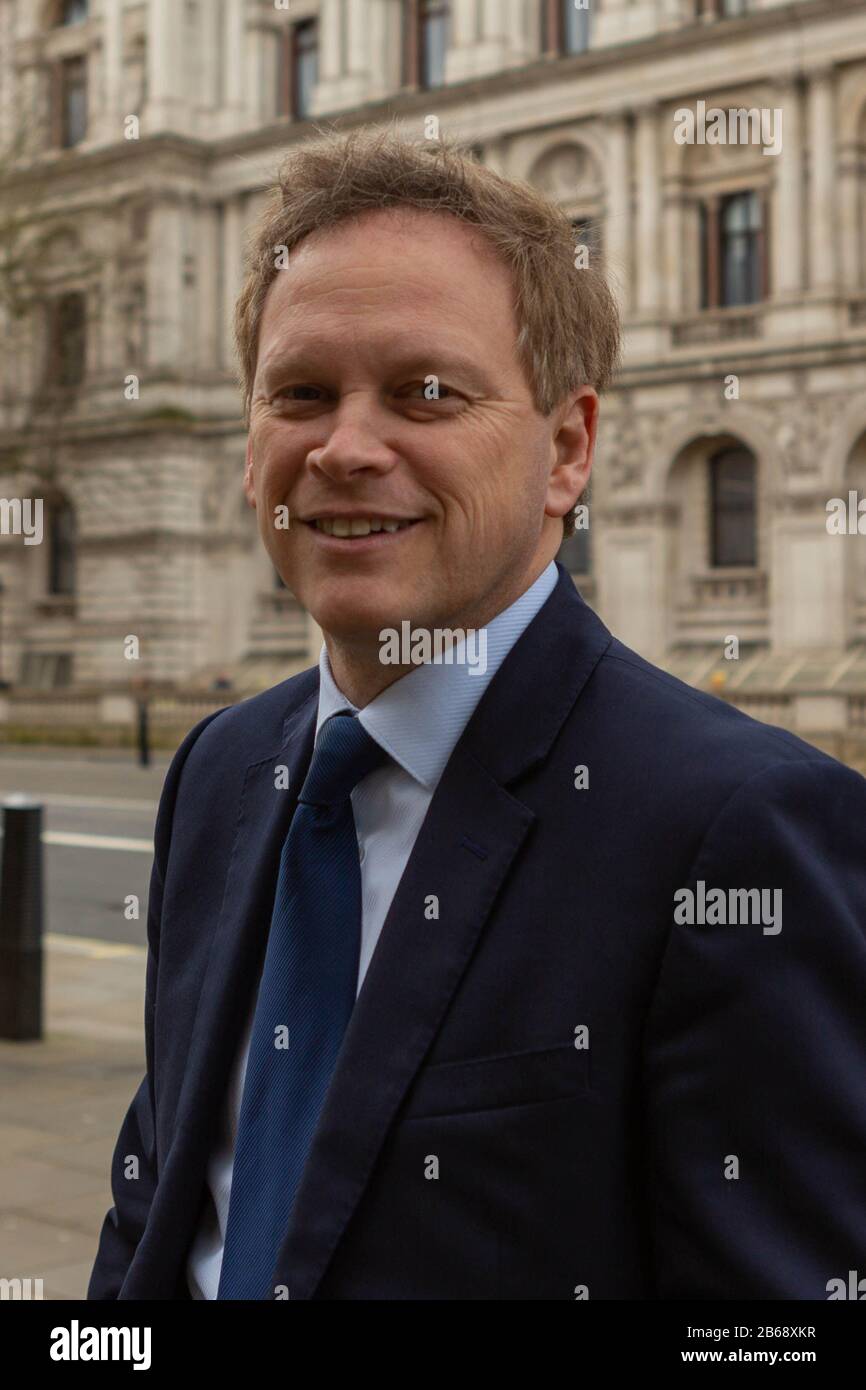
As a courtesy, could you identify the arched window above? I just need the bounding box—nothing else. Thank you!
[48,499,76,595]
[709,447,756,567]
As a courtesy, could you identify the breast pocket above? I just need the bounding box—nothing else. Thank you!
[400,1042,590,1121]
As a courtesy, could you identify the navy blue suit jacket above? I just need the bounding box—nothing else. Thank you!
[89,561,866,1299]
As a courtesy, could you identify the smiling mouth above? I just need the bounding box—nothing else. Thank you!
[305,517,422,539]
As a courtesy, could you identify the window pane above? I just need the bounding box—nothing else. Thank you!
[420,2,449,88]
[562,0,590,54]
[293,21,318,118]
[49,504,76,595]
[55,294,86,386]
[710,448,756,567]
[720,192,760,306]
[62,57,87,147]
[59,0,88,25]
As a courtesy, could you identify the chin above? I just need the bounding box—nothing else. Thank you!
[308,597,401,644]
[306,570,414,625]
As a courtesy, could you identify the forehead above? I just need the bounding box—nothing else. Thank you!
[256,206,519,354]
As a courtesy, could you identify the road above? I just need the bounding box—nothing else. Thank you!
[0,752,170,946]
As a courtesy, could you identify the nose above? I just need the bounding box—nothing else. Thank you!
[307,393,397,482]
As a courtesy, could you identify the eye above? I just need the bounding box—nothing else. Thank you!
[400,381,459,402]
[272,385,324,403]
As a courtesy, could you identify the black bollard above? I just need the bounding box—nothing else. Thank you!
[137,697,150,768]
[0,796,43,1040]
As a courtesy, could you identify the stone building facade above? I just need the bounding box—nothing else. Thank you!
[1,0,866,742]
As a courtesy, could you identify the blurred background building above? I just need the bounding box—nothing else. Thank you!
[1,0,865,756]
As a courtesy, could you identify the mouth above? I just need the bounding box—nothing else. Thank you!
[303,515,424,550]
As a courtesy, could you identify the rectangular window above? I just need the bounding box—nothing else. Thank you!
[49,505,77,596]
[419,0,449,89]
[698,202,709,310]
[46,293,86,388]
[276,19,318,119]
[293,19,318,119]
[719,191,762,307]
[19,652,73,688]
[700,192,764,309]
[710,449,757,567]
[58,55,87,147]
[542,0,591,55]
[561,0,590,54]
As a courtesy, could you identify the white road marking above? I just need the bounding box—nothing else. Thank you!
[4,792,158,813]
[42,831,153,853]
[45,933,147,959]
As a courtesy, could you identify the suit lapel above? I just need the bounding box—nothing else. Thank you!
[272,565,613,1298]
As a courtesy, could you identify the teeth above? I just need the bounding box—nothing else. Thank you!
[313,517,414,536]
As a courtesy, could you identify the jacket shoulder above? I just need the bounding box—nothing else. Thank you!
[588,636,842,781]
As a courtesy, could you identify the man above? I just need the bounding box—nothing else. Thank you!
[89,129,866,1301]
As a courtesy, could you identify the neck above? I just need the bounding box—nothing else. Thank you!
[320,552,556,708]
[324,644,418,709]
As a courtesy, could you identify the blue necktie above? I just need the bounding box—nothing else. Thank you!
[217,711,389,1299]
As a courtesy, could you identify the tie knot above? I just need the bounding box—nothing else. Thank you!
[299,712,389,808]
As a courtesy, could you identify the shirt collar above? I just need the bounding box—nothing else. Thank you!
[315,560,558,790]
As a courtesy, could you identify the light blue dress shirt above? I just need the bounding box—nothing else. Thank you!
[186,559,559,1298]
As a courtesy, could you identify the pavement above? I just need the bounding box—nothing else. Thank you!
[0,748,159,1300]
[0,935,146,1300]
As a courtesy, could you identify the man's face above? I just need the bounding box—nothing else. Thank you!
[244,206,596,643]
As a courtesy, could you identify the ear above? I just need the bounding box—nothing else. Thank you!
[243,435,256,509]
[545,386,598,522]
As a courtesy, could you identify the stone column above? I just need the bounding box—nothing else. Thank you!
[223,0,247,128]
[771,77,803,297]
[595,0,655,47]
[319,0,344,84]
[602,111,631,316]
[101,0,123,143]
[313,0,398,112]
[635,105,662,317]
[450,0,480,50]
[837,137,863,294]
[146,200,186,369]
[145,0,185,131]
[663,141,685,320]
[197,204,221,374]
[221,195,246,373]
[447,0,532,81]
[807,66,837,293]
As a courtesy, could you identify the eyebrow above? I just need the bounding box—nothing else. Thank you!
[257,345,496,395]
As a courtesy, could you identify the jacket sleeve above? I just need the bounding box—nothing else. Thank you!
[87,710,226,1300]
[643,755,866,1299]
